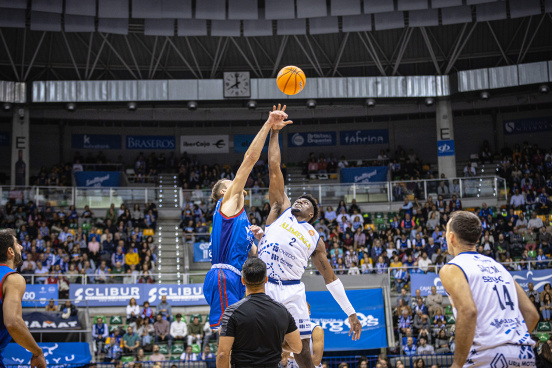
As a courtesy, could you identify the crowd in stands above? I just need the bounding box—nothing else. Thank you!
[91,296,216,362]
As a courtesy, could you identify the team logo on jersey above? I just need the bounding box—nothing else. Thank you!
[309,230,315,236]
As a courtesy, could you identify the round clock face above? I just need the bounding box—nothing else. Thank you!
[224,72,250,97]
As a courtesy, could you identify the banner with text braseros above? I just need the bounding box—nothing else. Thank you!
[340,167,388,183]
[180,135,229,154]
[3,342,91,366]
[288,132,336,147]
[70,284,207,306]
[22,284,58,307]
[410,273,446,297]
[307,288,387,351]
[23,311,80,330]
[126,135,176,150]
[340,129,389,145]
[74,171,120,187]
[193,242,211,262]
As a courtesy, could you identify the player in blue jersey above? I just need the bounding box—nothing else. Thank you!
[204,104,292,329]
[0,229,45,368]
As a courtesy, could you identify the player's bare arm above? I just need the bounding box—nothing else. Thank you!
[265,111,293,226]
[2,273,45,368]
[220,104,288,217]
[439,264,477,368]
[282,329,302,354]
[514,281,539,332]
[311,325,324,366]
[311,238,362,341]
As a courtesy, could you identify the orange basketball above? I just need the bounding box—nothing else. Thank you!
[277,66,306,95]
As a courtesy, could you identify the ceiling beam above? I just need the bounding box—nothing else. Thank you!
[331,33,350,77]
[392,27,414,76]
[445,22,478,74]
[271,35,289,78]
[518,14,546,64]
[419,27,441,74]
[358,32,386,76]
[229,37,263,78]
[293,35,323,77]
[124,35,143,79]
[0,29,20,81]
[61,32,82,80]
[166,37,200,79]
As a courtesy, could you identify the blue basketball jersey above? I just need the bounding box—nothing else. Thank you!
[209,199,254,271]
[0,264,15,361]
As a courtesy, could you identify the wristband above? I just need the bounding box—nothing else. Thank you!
[326,278,356,317]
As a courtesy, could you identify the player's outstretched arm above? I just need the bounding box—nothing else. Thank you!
[265,111,292,226]
[311,238,362,341]
[220,105,288,217]
[2,273,45,368]
[514,281,539,332]
[439,264,477,368]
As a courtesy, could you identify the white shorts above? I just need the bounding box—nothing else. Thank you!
[265,281,311,339]
[465,344,535,367]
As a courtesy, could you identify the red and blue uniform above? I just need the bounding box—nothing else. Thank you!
[203,199,254,328]
[0,264,15,367]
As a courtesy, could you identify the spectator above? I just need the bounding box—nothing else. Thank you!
[199,345,215,361]
[95,260,110,284]
[528,212,544,233]
[34,262,48,284]
[44,299,57,312]
[136,348,145,362]
[104,335,122,363]
[394,266,409,293]
[92,317,109,356]
[153,314,172,349]
[170,313,187,343]
[180,345,198,361]
[125,247,140,268]
[536,248,549,269]
[414,297,428,316]
[403,336,417,357]
[396,288,411,307]
[187,316,204,347]
[434,329,450,353]
[149,345,166,362]
[138,270,154,284]
[541,293,551,321]
[526,282,540,304]
[127,298,140,322]
[61,300,77,319]
[426,286,443,317]
[156,295,172,321]
[398,309,412,335]
[538,226,551,254]
[136,318,154,351]
[141,301,154,323]
[111,261,125,283]
[417,252,432,273]
[123,326,141,358]
[510,189,525,210]
[416,337,434,355]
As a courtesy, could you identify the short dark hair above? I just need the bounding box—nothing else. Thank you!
[0,229,16,263]
[298,194,319,225]
[448,211,482,246]
[211,179,229,202]
[241,257,266,286]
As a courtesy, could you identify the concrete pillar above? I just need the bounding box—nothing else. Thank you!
[436,98,456,178]
[11,106,30,186]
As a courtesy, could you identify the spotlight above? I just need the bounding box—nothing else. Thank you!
[539,84,550,94]
[247,100,257,110]
[306,99,316,108]
[479,91,490,100]
[424,97,434,106]
[366,98,376,107]
[127,102,137,110]
[2,103,11,111]
[66,102,76,111]
[187,101,197,110]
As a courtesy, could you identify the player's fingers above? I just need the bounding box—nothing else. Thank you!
[277,103,281,111]
[284,120,293,125]
[272,105,276,112]
[282,105,287,112]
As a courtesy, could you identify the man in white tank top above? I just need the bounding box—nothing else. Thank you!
[252,115,362,368]
[440,211,539,368]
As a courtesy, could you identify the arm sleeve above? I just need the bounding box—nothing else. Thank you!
[286,309,298,334]
[220,313,236,337]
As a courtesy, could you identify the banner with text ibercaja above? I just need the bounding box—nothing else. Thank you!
[70,284,207,307]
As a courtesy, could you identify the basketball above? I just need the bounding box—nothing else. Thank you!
[277,66,306,95]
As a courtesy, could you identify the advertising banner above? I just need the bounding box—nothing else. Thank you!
[307,289,387,351]
[22,284,58,307]
[193,242,211,262]
[233,134,282,153]
[71,134,122,149]
[288,132,336,147]
[23,311,80,330]
[503,117,552,135]
[410,273,446,297]
[3,342,91,365]
[340,129,389,145]
[437,140,455,156]
[180,135,229,154]
[126,135,176,150]
[74,171,120,187]
[340,167,388,183]
[70,283,207,307]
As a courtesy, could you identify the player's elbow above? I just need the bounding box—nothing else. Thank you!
[289,340,302,355]
[4,316,20,331]
[459,305,477,320]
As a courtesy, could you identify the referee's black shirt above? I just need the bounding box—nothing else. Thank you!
[219,292,297,367]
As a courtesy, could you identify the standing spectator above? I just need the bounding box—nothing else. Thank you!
[156,295,172,321]
[149,345,166,362]
[153,314,172,349]
[180,345,198,361]
[187,316,203,347]
[170,313,187,344]
[426,286,443,317]
[92,317,109,356]
[123,326,140,358]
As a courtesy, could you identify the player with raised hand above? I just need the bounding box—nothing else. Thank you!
[253,120,362,368]
[204,104,292,330]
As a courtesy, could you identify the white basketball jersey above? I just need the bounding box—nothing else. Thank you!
[258,207,320,281]
[447,252,535,351]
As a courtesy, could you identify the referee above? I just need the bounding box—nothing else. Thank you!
[217,257,302,368]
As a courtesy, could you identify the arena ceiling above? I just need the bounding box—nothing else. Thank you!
[0,0,551,83]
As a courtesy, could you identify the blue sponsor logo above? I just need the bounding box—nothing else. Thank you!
[74,171,121,187]
[504,117,552,135]
[437,140,455,156]
[71,134,121,149]
[340,167,388,183]
[288,132,336,147]
[126,135,175,150]
[340,129,388,145]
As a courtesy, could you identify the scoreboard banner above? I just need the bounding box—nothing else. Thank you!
[307,288,387,351]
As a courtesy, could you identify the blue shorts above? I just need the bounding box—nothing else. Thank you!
[203,267,245,328]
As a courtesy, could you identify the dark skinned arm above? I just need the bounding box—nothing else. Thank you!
[266,125,292,226]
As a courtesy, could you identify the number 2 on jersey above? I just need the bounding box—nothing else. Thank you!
[289,238,297,247]
[492,284,514,310]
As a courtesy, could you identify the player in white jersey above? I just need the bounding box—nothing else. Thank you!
[440,211,539,368]
[253,119,362,368]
